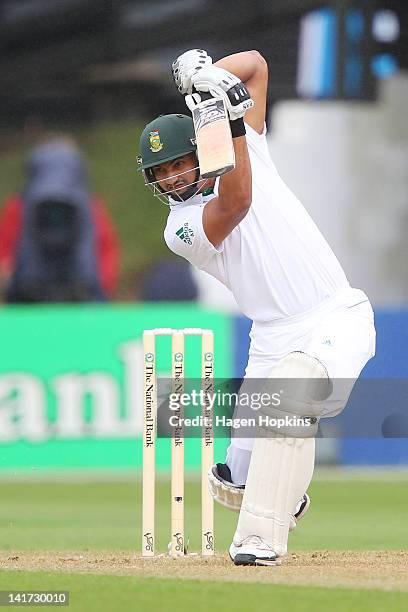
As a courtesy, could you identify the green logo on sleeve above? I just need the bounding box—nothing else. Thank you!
[176,223,194,245]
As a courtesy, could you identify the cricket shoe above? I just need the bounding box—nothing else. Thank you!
[229,536,280,566]
[208,463,244,512]
[289,493,311,531]
[209,464,310,531]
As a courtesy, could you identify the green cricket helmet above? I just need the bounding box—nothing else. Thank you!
[137,114,201,202]
[138,114,197,178]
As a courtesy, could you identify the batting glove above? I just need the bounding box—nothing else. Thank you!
[172,49,213,94]
[184,92,203,113]
[191,66,254,121]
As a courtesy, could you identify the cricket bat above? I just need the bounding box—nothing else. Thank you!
[191,93,235,179]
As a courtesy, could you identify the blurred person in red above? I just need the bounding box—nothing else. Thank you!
[0,136,120,302]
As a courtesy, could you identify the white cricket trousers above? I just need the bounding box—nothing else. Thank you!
[226,287,376,484]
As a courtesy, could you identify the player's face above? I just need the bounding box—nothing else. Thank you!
[152,153,200,197]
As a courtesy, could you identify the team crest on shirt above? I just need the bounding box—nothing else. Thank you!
[149,130,163,152]
[176,223,194,245]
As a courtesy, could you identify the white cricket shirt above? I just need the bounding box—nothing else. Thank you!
[164,123,349,323]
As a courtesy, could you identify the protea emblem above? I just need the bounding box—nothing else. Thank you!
[149,130,163,152]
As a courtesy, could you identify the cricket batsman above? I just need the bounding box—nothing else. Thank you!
[137,50,376,565]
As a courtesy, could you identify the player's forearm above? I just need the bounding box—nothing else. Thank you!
[218,136,252,212]
[202,135,251,244]
[214,51,267,87]
[202,129,252,245]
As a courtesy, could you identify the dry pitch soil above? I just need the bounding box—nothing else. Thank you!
[1,551,407,591]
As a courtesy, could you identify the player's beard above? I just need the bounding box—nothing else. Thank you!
[161,168,203,202]
[146,164,209,205]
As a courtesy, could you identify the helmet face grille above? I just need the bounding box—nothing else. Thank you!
[138,114,197,172]
[143,164,209,206]
[144,167,155,184]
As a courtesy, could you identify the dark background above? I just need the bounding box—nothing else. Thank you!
[1,0,407,128]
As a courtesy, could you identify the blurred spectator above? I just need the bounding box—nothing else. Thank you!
[0,136,119,302]
[141,258,198,301]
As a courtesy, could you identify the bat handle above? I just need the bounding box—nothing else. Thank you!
[191,88,213,102]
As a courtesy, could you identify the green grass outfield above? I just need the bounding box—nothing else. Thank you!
[1,473,407,551]
[0,472,407,611]
[0,571,407,612]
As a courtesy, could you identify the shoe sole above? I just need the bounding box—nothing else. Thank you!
[232,553,281,567]
[294,493,311,522]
